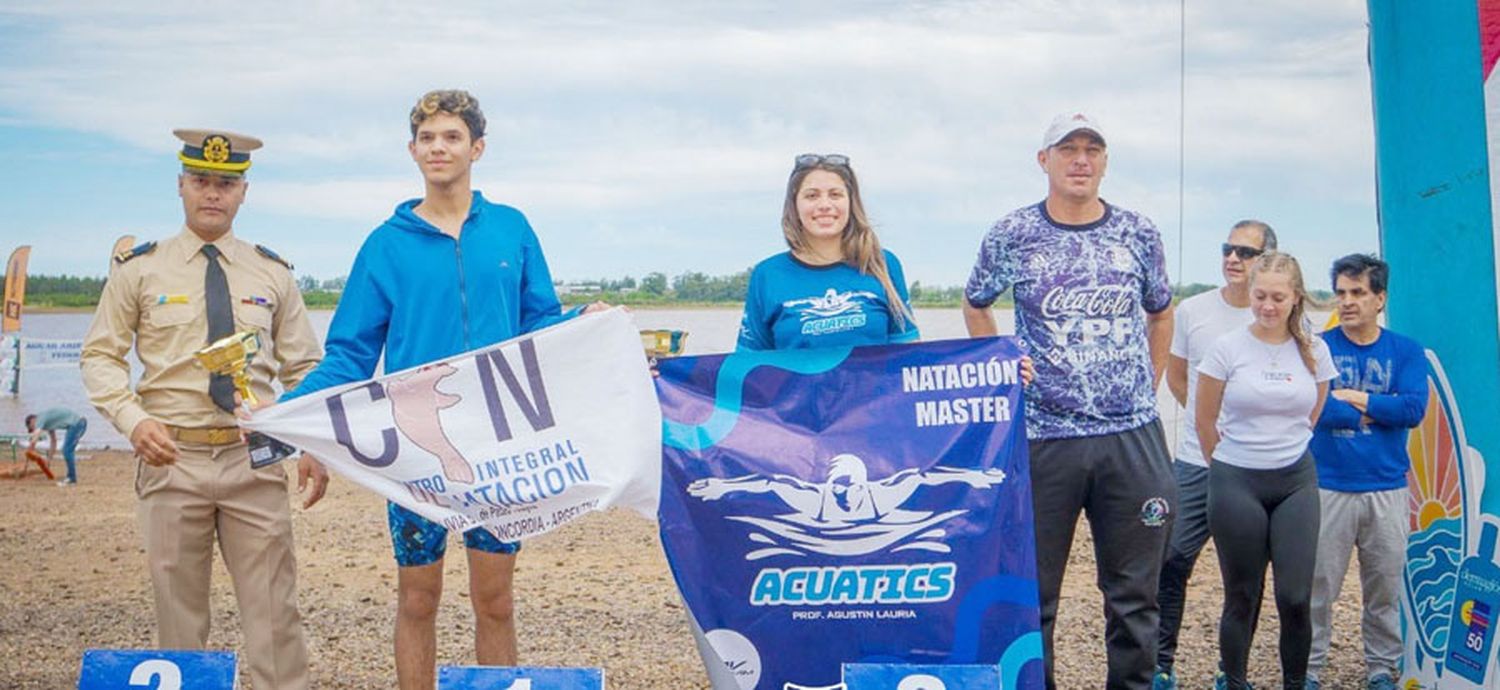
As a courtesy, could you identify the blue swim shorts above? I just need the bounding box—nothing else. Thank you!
[387,501,521,567]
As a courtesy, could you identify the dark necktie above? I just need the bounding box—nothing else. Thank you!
[202,244,237,412]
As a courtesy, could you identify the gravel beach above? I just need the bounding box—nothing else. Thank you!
[0,451,1372,688]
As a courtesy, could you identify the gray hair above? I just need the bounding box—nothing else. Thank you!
[1231,219,1277,251]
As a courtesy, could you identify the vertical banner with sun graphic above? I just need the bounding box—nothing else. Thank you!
[1368,1,1500,687]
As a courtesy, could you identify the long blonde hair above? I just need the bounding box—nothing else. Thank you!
[1249,251,1318,375]
[781,161,911,330]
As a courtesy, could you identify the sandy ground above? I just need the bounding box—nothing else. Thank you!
[0,451,1373,689]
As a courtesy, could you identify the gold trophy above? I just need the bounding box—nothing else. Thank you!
[193,330,295,468]
[640,329,688,365]
[195,330,262,405]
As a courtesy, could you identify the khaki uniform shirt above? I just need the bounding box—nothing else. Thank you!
[81,227,323,437]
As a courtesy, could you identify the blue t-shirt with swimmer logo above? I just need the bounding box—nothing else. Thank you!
[737,250,920,351]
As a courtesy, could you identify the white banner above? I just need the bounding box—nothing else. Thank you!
[244,309,663,541]
[22,338,83,369]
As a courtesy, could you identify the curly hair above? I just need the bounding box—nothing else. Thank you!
[409,89,486,140]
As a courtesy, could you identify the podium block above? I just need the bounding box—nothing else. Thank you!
[78,650,237,689]
[438,665,604,689]
[842,663,1001,690]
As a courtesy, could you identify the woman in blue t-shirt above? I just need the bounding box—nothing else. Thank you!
[737,153,919,351]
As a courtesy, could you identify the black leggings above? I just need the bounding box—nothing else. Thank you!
[1207,453,1319,690]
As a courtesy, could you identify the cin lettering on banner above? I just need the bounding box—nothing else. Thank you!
[77,650,237,690]
[243,309,662,546]
[656,337,1045,690]
[437,666,603,690]
[841,663,1001,690]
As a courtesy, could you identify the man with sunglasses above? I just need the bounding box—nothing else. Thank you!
[1305,254,1426,690]
[963,112,1175,690]
[1152,220,1275,690]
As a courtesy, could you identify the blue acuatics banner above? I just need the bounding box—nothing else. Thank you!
[656,337,1043,690]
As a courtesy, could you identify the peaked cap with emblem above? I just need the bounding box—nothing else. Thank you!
[173,128,263,177]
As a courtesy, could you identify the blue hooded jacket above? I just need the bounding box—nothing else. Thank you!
[286,191,576,399]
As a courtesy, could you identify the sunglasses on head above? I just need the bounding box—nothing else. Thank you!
[1221,243,1264,260]
[794,153,851,169]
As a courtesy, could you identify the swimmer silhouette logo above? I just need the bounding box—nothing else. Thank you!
[688,453,1006,561]
[784,289,876,336]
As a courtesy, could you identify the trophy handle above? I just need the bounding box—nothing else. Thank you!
[233,370,259,408]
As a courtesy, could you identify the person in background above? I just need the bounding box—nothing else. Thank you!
[1195,251,1336,690]
[1153,220,1276,689]
[1305,254,1427,690]
[25,407,89,486]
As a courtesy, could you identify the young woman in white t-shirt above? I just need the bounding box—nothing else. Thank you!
[1194,252,1336,690]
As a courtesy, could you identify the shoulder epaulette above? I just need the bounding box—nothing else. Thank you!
[113,241,157,265]
[255,244,294,270]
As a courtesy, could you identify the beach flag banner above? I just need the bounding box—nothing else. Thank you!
[655,337,1043,690]
[2,245,28,334]
[242,309,662,542]
[437,666,603,689]
[842,663,1001,690]
[1368,2,1500,688]
[77,650,237,689]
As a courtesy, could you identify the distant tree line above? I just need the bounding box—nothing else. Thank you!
[3,272,1257,310]
[4,274,107,308]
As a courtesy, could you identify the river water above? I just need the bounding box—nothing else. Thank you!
[1,307,1193,453]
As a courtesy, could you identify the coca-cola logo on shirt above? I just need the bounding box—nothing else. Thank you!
[1038,286,1136,319]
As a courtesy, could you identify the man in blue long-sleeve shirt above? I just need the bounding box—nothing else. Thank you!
[286,89,606,690]
[1305,254,1427,690]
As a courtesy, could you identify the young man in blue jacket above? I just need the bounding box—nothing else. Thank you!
[288,89,606,689]
[1305,254,1427,690]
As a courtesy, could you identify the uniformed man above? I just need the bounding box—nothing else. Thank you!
[80,128,329,689]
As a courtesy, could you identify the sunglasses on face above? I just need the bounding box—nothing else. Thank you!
[794,153,851,169]
[1221,243,1264,260]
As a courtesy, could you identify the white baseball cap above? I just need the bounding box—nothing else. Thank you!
[1042,112,1107,149]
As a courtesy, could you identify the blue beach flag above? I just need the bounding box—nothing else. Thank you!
[655,337,1044,690]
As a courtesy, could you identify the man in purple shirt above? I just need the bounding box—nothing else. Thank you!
[964,112,1175,690]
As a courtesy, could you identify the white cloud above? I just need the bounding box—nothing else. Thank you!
[0,0,1378,286]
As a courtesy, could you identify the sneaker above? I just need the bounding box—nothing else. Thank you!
[1305,680,1321,690]
[1153,668,1177,690]
[1366,675,1396,690]
[56,478,76,487]
[1213,671,1254,690]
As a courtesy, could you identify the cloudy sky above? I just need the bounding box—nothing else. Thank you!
[0,0,1376,288]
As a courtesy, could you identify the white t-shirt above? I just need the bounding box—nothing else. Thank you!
[1170,289,1253,466]
[1197,326,1337,470]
